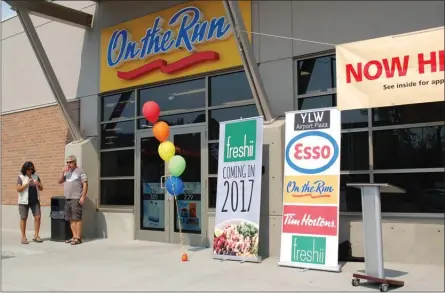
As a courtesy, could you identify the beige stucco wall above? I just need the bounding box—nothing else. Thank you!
[1,1,97,114]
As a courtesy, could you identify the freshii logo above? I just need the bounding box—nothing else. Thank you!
[224,120,257,162]
[291,235,327,265]
[106,6,232,80]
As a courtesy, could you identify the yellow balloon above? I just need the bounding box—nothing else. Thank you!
[158,141,175,161]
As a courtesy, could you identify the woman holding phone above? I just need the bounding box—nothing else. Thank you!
[17,161,43,244]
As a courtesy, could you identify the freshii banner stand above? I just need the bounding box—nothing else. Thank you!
[348,183,406,292]
[213,116,264,263]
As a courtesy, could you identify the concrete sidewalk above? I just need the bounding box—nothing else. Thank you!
[1,230,444,291]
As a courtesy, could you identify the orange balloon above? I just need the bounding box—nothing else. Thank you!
[153,121,170,142]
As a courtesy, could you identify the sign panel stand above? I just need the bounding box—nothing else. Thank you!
[213,116,264,264]
[278,108,342,272]
[347,183,406,292]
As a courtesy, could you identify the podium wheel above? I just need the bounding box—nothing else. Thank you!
[379,284,388,292]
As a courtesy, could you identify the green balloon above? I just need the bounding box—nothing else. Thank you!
[168,155,186,177]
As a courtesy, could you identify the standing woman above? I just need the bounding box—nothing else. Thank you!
[17,161,44,244]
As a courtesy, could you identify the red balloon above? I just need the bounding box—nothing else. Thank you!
[142,101,160,123]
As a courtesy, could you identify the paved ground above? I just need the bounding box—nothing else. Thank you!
[1,230,444,291]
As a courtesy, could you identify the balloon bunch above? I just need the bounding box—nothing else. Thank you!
[142,101,188,262]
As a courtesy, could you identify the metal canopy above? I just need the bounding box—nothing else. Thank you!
[5,0,93,29]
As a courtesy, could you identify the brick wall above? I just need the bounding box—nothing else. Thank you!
[1,101,80,206]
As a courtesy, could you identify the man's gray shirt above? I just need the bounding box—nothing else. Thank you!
[64,167,87,199]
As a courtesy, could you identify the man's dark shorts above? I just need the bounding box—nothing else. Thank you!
[19,203,41,219]
[65,199,82,221]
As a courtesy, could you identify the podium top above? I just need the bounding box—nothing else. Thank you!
[346,183,406,194]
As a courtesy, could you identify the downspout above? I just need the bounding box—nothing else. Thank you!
[222,0,275,123]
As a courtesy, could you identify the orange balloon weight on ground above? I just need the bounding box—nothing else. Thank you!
[181,253,188,262]
[153,121,170,142]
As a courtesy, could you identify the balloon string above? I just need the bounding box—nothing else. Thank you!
[171,176,186,254]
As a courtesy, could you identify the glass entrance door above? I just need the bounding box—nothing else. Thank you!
[135,125,207,246]
[135,129,170,242]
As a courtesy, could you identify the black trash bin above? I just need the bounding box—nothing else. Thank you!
[50,196,72,242]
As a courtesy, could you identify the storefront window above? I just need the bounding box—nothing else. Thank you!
[296,55,336,95]
[340,174,370,212]
[208,143,219,175]
[208,105,259,140]
[101,121,135,149]
[100,179,134,206]
[341,132,369,170]
[208,177,218,209]
[373,126,445,170]
[209,71,253,107]
[375,172,445,213]
[341,109,368,129]
[294,53,445,215]
[372,101,445,127]
[100,150,134,177]
[298,94,335,110]
[138,111,205,129]
[99,70,254,208]
[138,78,205,114]
[101,92,135,121]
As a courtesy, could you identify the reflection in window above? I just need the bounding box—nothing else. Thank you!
[100,150,134,177]
[297,55,336,95]
[373,126,445,169]
[100,179,134,205]
[138,111,205,129]
[340,174,370,212]
[208,105,259,140]
[209,71,253,106]
[298,95,335,110]
[208,177,218,208]
[341,132,369,170]
[101,92,135,121]
[101,121,134,149]
[342,109,368,129]
[372,101,445,127]
[138,79,205,114]
[208,143,219,174]
[375,172,445,213]
[141,137,164,183]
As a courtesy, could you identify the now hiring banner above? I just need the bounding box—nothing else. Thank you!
[278,108,342,272]
[213,116,264,263]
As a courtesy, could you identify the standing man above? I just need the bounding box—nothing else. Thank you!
[58,155,88,245]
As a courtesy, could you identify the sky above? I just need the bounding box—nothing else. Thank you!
[1,1,17,21]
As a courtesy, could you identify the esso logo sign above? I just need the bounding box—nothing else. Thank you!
[294,143,331,160]
[285,131,339,174]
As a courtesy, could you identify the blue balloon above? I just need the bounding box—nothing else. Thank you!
[165,176,184,196]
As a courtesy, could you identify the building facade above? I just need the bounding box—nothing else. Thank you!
[1,1,444,265]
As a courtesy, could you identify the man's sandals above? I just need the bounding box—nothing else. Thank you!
[65,238,83,245]
[33,236,43,243]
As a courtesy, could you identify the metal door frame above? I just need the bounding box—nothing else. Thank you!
[134,130,170,242]
[134,124,208,246]
[168,125,208,247]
